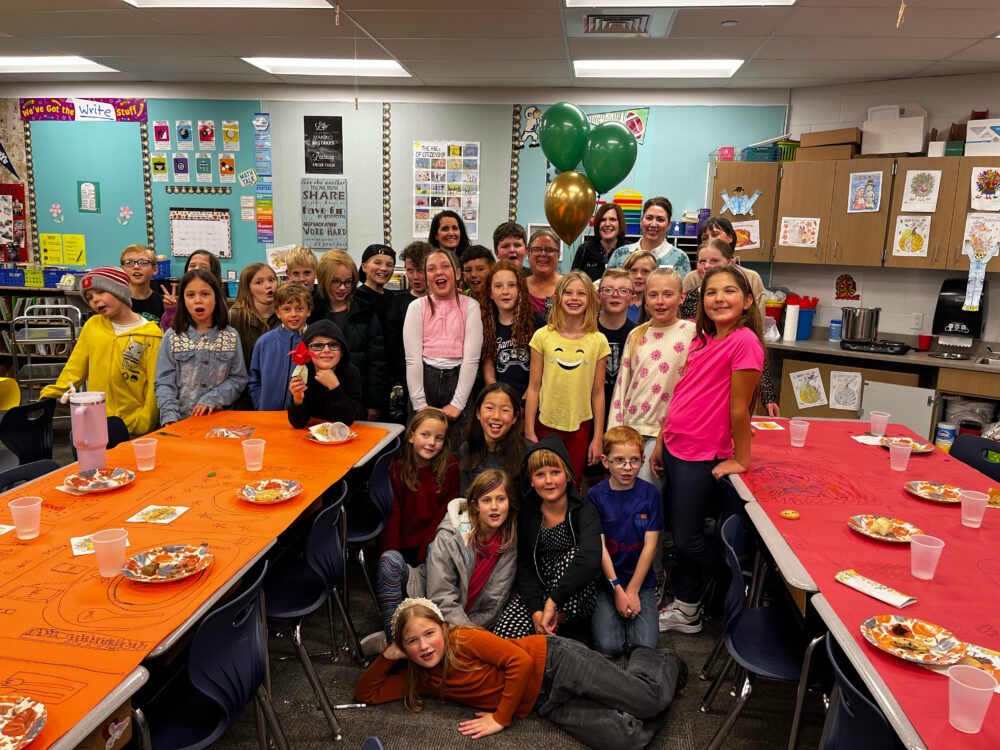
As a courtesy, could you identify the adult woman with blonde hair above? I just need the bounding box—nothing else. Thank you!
[314,249,388,419]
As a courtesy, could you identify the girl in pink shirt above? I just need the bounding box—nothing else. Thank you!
[650,266,763,633]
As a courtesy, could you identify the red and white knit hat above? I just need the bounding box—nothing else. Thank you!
[80,266,132,307]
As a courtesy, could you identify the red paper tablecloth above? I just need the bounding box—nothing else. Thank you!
[741,419,1000,748]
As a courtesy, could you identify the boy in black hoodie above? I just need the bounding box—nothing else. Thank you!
[490,434,603,639]
[287,319,365,428]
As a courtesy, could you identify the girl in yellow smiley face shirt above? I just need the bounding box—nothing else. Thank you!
[524,272,610,483]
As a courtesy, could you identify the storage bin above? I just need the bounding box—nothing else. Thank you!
[43,269,63,288]
[776,140,799,161]
[5,269,25,286]
[154,259,171,279]
[740,145,779,162]
[796,308,816,340]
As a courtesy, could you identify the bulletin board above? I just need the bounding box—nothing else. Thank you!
[28,120,149,268]
[146,99,264,277]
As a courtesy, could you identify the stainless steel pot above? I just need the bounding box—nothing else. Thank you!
[841,306,881,341]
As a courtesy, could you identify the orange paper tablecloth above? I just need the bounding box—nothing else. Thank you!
[0,411,387,749]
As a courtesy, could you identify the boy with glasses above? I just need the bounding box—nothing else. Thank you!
[589,425,662,657]
[287,319,364,428]
[120,244,163,324]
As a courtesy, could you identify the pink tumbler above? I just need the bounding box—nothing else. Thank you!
[70,391,108,472]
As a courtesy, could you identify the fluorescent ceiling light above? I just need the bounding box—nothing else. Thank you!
[0,56,118,74]
[243,57,409,77]
[566,1,796,7]
[574,58,743,78]
[123,1,332,7]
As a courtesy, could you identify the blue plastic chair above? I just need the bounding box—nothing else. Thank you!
[0,399,55,465]
[949,433,1000,482]
[70,415,131,461]
[264,482,361,741]
[0,459,59,492]
[361,738,385,750]
[820,633,904,750]
[133,560,289,750]
[346,449,397,610]
[701,515,824,750]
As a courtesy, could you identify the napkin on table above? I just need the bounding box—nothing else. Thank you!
[836,569,917,608]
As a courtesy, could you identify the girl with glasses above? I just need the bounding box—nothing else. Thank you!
[287,319,364,428]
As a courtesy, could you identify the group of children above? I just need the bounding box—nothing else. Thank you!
[39,205,766,749]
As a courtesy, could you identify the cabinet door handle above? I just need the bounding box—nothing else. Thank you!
[933,243,939,263]
[833,240,840,260]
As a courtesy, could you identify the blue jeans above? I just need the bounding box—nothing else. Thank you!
[663,448,723,604]
[536,636,687,750]
[591,586,659,657]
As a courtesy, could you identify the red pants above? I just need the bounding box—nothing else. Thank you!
[536,420,592,487]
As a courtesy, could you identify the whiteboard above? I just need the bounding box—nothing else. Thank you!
[168,207,232,257]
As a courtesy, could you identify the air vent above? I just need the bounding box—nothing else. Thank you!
[584,14,649,35]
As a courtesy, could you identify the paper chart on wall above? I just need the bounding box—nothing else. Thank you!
[732,220,760,251]
[970,166,1000,211]
[892,215,931,257]
[789,367,827,410]
[778,217,819,248]
[176,119,193,150]
[900,170,941,212]
[169,207,232,258]
[847,171,882,213]
[829,371,862,411]
[413,140,480,240]
[153,120,171,151]
[961,212,1000,310]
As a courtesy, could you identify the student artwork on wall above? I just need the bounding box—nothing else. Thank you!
[303,116,343,174]
[892,215,931,257]
[301,177,348,247]
[0,184,26,261]
[970,167,1000,211]
[172,153,190,183]
[900,169,941,212]
[168,207,232,258]
[961,212,1000,311]
[176,120,193,150]
[413,140,480,239]
[779,217,819,248]
[789,367,827,410]
[153,120,170,150]
[731,219,760,251]
[829,371,862,411]
[198,120,215,150]
[847,172,882,213]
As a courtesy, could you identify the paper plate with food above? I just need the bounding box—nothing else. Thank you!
[903,480,962,504]
[121,543,214,583]
[860,615,966,665]
[987,488,1000,509]
[62,467,136,493]
[238,478,303,505]
[879,436,934,453]
[307,422,357,445]
[847,514,923,543]
[0,696,46,750]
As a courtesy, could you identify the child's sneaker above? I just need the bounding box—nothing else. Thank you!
[658,600,702,633]
[360,631,388,656]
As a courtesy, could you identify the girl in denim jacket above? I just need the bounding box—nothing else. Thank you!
[155,269,248,425]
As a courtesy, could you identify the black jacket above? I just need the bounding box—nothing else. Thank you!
[287,320,365,428]
[515,435,603,613]
[571,237,627,283]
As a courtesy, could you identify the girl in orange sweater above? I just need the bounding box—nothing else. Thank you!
[354,599,686,750]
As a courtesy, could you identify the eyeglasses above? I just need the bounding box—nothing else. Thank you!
[307,342,343,352]
[606,457,642,468]
[328,279,353,288]
[529,246,559,256]
[599,287,630,297]
[122,259,153,268]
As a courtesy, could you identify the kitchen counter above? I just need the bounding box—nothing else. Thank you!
[768,337,997,374]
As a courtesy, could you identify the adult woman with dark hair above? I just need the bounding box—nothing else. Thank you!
[524,228,563,317]
[607,197,690,277]
[428,210,471,255]
[571,203,628,282]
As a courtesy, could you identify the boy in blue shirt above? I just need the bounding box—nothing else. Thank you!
[589,425,663,656]
[249,281,311,409]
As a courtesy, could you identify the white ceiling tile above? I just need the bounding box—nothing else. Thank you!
[340,0,547,9]
[949,38,1000,62]
[421,76,572,87]
[89,56,263,75]
[2,10,180,36]
[385,38,564,61]
[737,59,927,78]
[347,10,564,38]
[137,9,346,37]
[757,36,973,60]
[406,60,569,78]
[779,7,997,38]
[914,60,1000,77]
[668,8,792,37]
[28,35,225,57]
[569,36,768,59]
[206,35,386,58]
[0,38,62,55]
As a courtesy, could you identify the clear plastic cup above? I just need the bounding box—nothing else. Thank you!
[889,440,912,471]
[92,528,128,577]
[7,496,42,540]
[789,420,809,447]
[242,439,265,472]
[948,664,997,733]
[910,534,945,580]
[870,411,890,437]
[960,490,989,529]
[131,438,158,471]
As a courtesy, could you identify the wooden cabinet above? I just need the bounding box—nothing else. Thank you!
[826,157,895,266]
[946,156,1000,270]
[884,157,961,270]
[710,161,780,261]
[778,357,919,419]
[773,161,836,265]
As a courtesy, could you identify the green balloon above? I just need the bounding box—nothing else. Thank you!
[582,121,638,194]
[539,102,591,173]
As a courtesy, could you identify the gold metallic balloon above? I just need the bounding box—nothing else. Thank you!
[544,171,597,246]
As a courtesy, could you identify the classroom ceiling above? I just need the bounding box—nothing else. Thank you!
[0,0,998,90]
